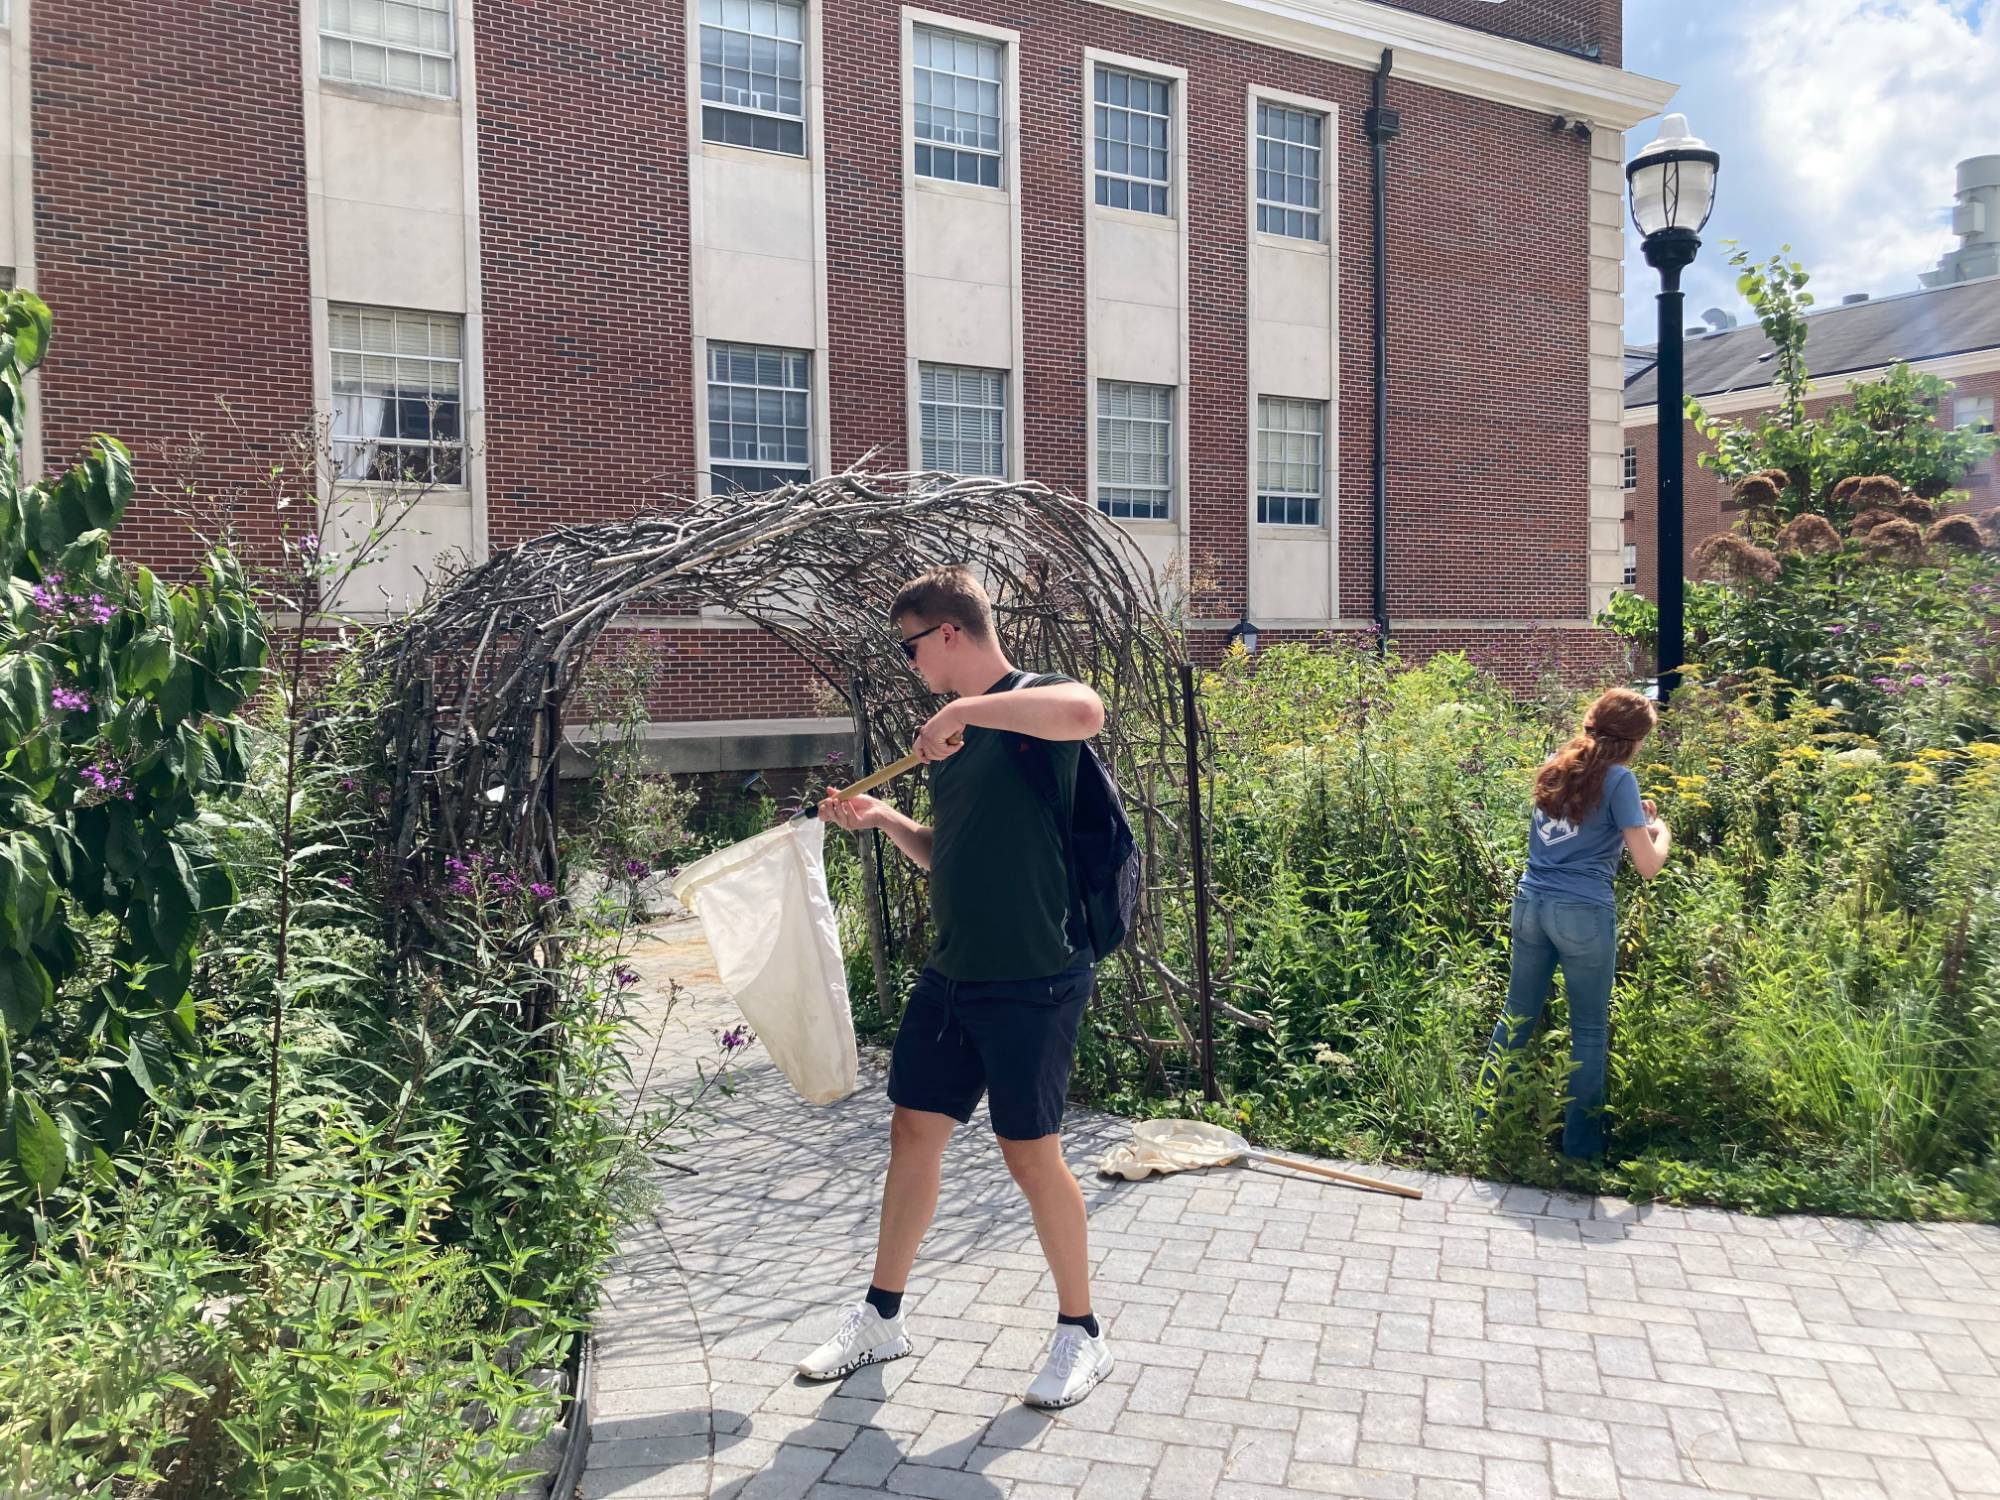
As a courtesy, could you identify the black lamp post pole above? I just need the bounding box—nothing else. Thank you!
[1644,226,1700,703]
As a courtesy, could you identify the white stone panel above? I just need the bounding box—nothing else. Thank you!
[909,276,1011,367]
[0,35,16,269]
[319,92,464,216]
[322,199,467,311]
[1252,534,1332,620]
[1091,299,1180,383]
[702,248,818,346]
[909,188,1010,287]
[700,150,814,258]
[323,494,476,616]
[1092,216,1178,307]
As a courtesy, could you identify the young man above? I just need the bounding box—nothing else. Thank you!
[795,563,1115,1410]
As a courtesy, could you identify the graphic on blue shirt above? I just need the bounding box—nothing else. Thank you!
[1520,763,1647,909]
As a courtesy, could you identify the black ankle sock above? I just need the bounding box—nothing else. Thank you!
[866,1285,903,1321]
[1058,1311,1100,1339]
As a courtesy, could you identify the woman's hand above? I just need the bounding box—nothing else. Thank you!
[1642,797,1658,820]
[820,791,886,831]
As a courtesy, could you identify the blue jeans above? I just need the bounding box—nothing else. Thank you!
[1481,893,1615,1160]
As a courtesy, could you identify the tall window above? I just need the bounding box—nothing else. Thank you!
[321,0,456,100]
[708,343,811,494]
[919,364,1005,476]
[1257,398,1325,526]
[699,0,806,156]
[1097,382,1172,520]
[1255,103,1323,241]
[329,306,464,485]
[1623,543,1638,588]
[1956,395,1996,433]
[1093,67,1171,216]
[913,27,1002,188]
[1622,444,1639,488]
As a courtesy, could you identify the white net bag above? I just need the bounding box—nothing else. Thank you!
[670,816,858,1106]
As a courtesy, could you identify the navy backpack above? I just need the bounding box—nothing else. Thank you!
[999,673,1142,965]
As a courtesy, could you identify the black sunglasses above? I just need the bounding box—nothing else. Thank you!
[899,622,946,661]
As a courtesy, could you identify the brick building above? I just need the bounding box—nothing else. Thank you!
[1623,169,2000,602]
[3,0,1669,769]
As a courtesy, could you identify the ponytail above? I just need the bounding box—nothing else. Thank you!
[1532,688,1656,824]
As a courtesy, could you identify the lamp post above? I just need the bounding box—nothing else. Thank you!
[1626,113,1719,703]
[1226,613,1259,656]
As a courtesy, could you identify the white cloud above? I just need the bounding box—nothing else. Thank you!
[1622,0,1998,339]
[1730,0,1998,294]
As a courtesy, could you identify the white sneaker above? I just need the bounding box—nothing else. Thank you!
[1023,1323,1114,1409]
[795,1302,912,1381]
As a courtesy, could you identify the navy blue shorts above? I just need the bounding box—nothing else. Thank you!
[887,955,1095,1140]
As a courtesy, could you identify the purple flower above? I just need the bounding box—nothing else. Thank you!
[335,874,354,888]
[614,966,639,990]
[719,1024,753,1054]
[528,881,556,901]
[338,777,357,792]
[51,684,91,713]
[1827,624,1847,635]
[78,755,128,799]
[623,858,650,880]
[299,532,320,557]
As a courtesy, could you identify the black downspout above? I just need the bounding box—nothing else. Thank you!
[1365,50,1400,651]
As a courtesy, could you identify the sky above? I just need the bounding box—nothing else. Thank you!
[1619,0,2000,345]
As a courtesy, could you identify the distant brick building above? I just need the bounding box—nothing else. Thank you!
[6,0,1670,767]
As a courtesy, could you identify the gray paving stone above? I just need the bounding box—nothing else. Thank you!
[583,919,2000,1500]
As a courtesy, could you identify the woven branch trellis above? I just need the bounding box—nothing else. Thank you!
[364,467,1227,1087]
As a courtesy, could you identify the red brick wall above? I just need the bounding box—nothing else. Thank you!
[1624,363,2000,599]
[33,0,314,579]
[34,0,1609,726]
[816,0,1594,636]
[475,2,697,542]
[603,627,835,722]
[1376,0,1620,66]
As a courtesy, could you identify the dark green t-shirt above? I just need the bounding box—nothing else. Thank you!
[926,671,1082,982]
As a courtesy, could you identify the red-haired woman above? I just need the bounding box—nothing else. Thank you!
[1480,688,1672,1160]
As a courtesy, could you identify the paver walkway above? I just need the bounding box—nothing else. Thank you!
[585,917,2000,1500]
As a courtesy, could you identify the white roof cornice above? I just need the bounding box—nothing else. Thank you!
[1099,0,1678,129]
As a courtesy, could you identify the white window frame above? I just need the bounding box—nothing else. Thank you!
[1091,64,1173,218]
[327,304,466,487]
[705,341,813,494]
[1623,543,1638,588]
[1956,394,1996,433]
[1096,380,1174,521]
[319,0,457,101]
[911,24,1003,189]
[697,0,808,158]
[1254,101,1325,242]
[1623,443,1639,489]
[1256,397,1326,528]
[918,363,1007,477]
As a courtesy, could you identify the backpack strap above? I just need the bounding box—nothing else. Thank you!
[993,672,1087,948]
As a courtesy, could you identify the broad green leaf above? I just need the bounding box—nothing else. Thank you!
[105,801,143,878]
[157,660,194,725]
[12,1096,64,1193]
[0,949,50,1033]
[128,628,173,691]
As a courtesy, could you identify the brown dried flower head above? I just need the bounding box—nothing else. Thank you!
[1693,532,1782,584]
[1774,514,1842,557]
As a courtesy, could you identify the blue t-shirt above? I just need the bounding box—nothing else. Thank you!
[1520,763,1647,909]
